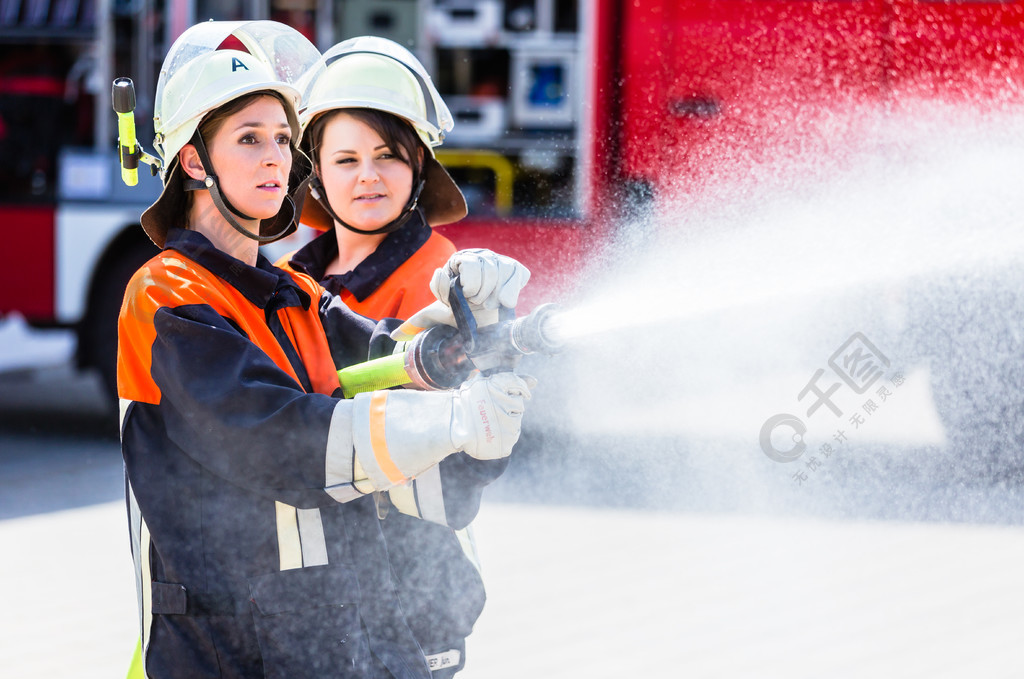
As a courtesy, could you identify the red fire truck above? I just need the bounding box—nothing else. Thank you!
[1,0,1022,401]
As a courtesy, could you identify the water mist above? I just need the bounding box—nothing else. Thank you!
[509,101,1024,524]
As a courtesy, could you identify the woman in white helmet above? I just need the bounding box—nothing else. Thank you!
[117,21,533,679]
[278,37,507,678]
[280,36,466,319]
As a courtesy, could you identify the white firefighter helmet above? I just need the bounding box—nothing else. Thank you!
[297,36,466,230]
[141,20,320,247]
[300,35,453,148]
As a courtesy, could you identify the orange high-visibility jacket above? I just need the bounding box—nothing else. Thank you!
[278,211,457,321]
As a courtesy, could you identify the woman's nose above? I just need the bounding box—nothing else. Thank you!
[358,159,380,183]
[263,141,288,166]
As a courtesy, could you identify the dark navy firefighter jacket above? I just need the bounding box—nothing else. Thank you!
[117,229,484,678]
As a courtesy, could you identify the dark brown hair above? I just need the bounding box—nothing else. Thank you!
[306,108,424,184]
[198,90,291,141]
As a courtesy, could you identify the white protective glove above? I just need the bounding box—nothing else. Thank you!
[451,372,534,460]
[351,372,534,490]
[431,248,530,312]
[391,249,531,341]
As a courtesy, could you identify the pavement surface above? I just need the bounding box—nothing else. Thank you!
[2,365,1024,678]
[3,498,1024,678]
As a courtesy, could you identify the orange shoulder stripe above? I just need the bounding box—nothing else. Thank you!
[117,254,332,403]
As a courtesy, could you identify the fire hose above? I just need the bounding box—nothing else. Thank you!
[337,276,564,398]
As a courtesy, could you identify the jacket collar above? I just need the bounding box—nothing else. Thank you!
[287,210,432,301]
[164,228,311,311]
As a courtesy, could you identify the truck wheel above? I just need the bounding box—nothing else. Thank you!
[81,238,159,404]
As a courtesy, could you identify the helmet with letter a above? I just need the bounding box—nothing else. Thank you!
[141,20,320,247]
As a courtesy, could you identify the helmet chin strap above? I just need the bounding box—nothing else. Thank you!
[182,132,294,244]
[309,173,426,236]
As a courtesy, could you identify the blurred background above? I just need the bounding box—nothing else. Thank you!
[3,1,1024,677]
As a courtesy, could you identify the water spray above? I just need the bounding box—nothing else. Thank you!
[338,277,565,398]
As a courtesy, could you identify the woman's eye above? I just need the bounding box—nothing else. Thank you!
[239,134,256,144]
[276,134,291,145]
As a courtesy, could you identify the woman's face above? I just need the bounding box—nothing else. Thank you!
[203,95,292,222]
[317,112,415,232]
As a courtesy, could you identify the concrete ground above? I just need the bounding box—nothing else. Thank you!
[3,498,1024,678]
[2,365,1023,678]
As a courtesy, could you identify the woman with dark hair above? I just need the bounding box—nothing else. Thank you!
[278,37,515,678]
[280,36,467,321]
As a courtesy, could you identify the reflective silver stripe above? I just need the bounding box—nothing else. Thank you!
[128,481,154,656]
[326,400,362,502]
[118,398,133,442]
[128,484,143,627]
[413,464,447,525]
[128,483,143,622]
[125,402,152,662]
[455,526,482,575]
[277,503,329,569]
[141,519,152,651]
[388,482,421,519]
[275,502,303,570]
[296,508,328,567]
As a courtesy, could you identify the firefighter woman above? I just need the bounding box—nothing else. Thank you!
[278,37,505,677]
[281,36,463,318]
[118,21,533,679]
